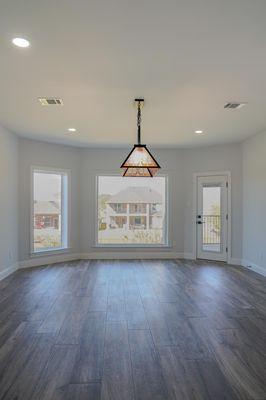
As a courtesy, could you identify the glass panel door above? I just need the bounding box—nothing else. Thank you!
[197,175,228,261]
[202,186,221,253]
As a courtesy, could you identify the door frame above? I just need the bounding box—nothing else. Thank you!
[192,171,231,263]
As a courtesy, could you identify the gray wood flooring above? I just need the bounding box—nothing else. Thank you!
[0,259,265,399]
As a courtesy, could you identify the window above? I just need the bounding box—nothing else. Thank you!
[32,168,69,253]
[129,203,146,214]
[97,176,167,245]
[110,203,127,213]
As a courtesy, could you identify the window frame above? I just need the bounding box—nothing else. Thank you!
[30,166,71,255]
[95,173,169,248]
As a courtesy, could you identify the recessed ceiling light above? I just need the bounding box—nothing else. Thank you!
[12,37,30,48]
[68,128,76,132]
[195,130,204,135]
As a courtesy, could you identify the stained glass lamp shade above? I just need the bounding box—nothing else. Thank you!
[121,99,161,177]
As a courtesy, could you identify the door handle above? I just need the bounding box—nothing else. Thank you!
[197,221,203,224]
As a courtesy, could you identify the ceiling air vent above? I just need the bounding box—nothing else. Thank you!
[38,98,63,106]
[224,102,246,110]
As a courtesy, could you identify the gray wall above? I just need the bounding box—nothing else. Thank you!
[242,130,266,272]
[17,138,243,261]
[0,126,18,276]
[2,125,265,271]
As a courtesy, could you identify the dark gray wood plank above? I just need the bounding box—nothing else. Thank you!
[129,329,169,400]
[0,321,40,375]
[101,322,134,400]
[142,298,175,346]
[158,346,238,400]
[37,293,74,335]
[56,295,91,345]
[88,283,108,312]
[72,311,106,382]
[56,383,101,400]
[229,315,266,356]
[26,292,58,322]
[162,302,213,359]
[124,279,149,330]
[209,328,266,399]
[0,334,54,400]
[107,281,126,322]
[31,344,78,400]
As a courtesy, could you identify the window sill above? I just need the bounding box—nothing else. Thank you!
[93,244,171,249]
[30,247,72,258]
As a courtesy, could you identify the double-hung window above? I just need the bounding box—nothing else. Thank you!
[32,168,69,253]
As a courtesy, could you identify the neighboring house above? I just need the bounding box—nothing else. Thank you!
[34,200,60,229]
[105,187,163,230]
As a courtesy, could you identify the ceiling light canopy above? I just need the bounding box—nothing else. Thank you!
[12,37,30,48]
[121,99,161,177]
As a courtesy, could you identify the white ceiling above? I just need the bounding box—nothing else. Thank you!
[0,0,266,148]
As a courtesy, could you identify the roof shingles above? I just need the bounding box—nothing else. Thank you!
[34,201,60,214]
[107,187,162,204]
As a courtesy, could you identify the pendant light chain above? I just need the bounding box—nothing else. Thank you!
[137,101,142,145]
[120,98,161,177]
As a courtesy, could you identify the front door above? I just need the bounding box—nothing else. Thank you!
[196,175,228,261]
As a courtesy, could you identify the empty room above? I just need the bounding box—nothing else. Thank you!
[0,0,265,399]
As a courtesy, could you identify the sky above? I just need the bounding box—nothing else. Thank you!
[203,187,220,214]
[34,172,61,201]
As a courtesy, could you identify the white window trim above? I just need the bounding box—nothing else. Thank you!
[30,166,71,256]
[95,173,170,248]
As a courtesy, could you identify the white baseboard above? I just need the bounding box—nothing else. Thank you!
[79,251,194,260]
[228,257,242,266]
[0,263,19,281]
[241,259,266,277]
[19,253,80,269]
[228,257,266,277]
[18,251,195,269]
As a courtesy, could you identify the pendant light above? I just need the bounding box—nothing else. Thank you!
[121,99,161,177]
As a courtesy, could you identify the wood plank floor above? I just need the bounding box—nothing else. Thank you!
[0,259,265,400]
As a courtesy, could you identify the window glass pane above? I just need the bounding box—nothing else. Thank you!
[98,176,167,245]
[202,186,221,252]
[33,171,66,251]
